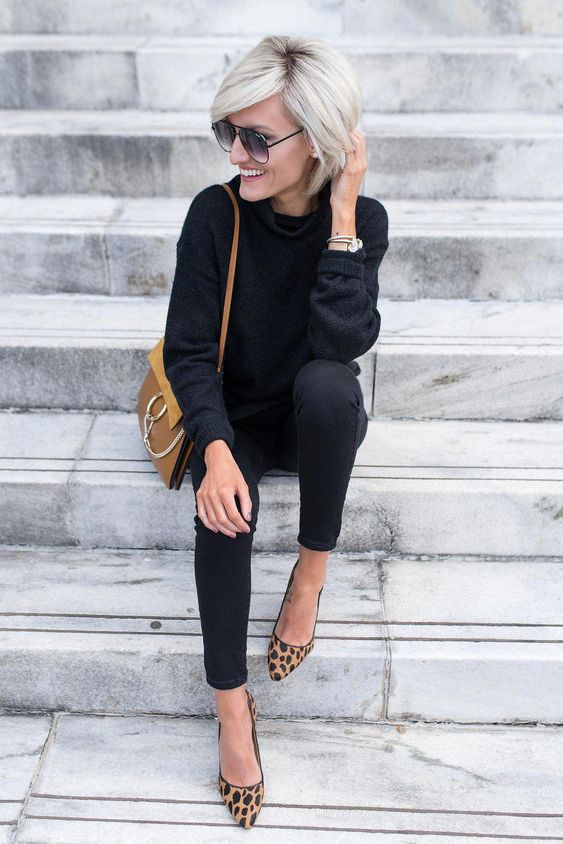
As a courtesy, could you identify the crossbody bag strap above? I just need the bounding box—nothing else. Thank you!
[217,182,240,376]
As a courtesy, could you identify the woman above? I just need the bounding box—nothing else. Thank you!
[163,35,389,829]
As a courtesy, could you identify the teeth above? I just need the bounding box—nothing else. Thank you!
[241,169,265,176]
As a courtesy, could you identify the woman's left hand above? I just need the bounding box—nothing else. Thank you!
[330,128,367,214]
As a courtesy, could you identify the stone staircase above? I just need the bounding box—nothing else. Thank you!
[1,3,562,841]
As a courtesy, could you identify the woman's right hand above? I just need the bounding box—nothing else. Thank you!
[196,441,252,538]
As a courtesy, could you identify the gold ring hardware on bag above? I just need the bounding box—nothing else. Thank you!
[136,181,240,491]
[143,392,186,459]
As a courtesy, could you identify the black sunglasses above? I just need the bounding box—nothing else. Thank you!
[211,120,304,165]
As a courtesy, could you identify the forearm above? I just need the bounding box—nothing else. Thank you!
[328,207,356,251]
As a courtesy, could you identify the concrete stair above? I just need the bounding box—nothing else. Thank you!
[2,109,563,199]
[2,3,563,838]
[1,410,561,555]
[1,0,562,37]
[1,293,563,419]
[4,713,563,842]
[1,546,562,723]
[2,196,562,298]
[2,34,563,112]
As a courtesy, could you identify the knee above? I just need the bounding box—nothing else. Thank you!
[293,359,362,414]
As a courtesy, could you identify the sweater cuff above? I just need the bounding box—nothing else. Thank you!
[318,246,365,275]
[183,414,235,461]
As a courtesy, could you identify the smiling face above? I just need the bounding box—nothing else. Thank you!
[226,92,319,215]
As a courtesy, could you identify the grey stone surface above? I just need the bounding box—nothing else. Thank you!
[1,547,562,722]
[1,0,561,36]
[12,713,563,841]
[0,714,51,841]
[1,410,562,555]
[0,548,383,718]
[1,294,562,420]
[2,196,563,298]
[1,110,562,199]
[1,34,563,112]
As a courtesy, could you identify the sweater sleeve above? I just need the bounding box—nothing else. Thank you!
[162,190,235,461]
[306,204,389,362]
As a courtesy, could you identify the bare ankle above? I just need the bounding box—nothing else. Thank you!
[215,685,249,722]
[296,546,329,586]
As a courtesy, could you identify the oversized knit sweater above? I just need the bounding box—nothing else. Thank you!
[163,173,389,460]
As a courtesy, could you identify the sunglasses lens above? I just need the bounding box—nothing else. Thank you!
[212,121,234,152]
[240,128,268,163]
[213,122,268,163]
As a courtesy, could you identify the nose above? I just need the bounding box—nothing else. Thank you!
[229,132,249,167]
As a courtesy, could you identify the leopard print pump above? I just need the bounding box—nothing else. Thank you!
[268,558,324,681]
[217,688,264,829]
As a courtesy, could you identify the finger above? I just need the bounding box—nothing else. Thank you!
[237,484,253,522]
[226,495,251,533]
[220,494,251,534]
[197,499,219,533]
[204,498,229,536]
[212,497,241,538]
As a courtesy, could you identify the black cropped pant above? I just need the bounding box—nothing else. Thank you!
[187,359,369,690]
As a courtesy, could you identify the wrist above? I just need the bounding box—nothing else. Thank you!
[328,207,357,250]
[204,439,230,464]
[331,203,355,225]
[330,208,355,241]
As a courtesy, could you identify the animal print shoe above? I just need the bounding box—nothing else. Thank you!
[268,558,324,681]
[217,688,264,829]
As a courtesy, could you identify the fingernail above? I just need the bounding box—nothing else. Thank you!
[245,512,251,520]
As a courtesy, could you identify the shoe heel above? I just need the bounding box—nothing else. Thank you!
[217,688,265,829]
[268,559,323,681]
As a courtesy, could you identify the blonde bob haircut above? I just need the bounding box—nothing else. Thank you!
[210,35,363,200]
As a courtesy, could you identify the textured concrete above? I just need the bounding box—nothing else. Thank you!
[1,294,562,420]
[1,34,563,112]
[1,410,561,555]
[0,715,51,842]
[1,110,562,199]
[0,547,562,722]
[4,714,562,841]
[1,0,562,36]
[1,196,562,299]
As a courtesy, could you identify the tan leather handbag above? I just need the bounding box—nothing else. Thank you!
[137,182,240,490]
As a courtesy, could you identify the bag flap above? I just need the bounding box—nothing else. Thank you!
[147,338,183,430]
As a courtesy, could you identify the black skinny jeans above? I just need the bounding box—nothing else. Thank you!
[187,359,369,690]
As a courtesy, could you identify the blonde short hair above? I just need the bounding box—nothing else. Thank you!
[210,35,362,199]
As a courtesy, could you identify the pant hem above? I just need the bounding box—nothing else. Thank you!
[206,673,248,690]
[298,534,335,552]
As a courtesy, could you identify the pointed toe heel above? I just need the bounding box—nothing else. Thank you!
[217,688,265,829]
[268,558,324,681]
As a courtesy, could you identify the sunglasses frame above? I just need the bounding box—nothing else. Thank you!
[211,120,305,164]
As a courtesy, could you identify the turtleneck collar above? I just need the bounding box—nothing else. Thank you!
[228,173,332,239]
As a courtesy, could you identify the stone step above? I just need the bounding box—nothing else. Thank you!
[1,294,561,420]
[5,713,563,843]
[1,109,562,199]
[1,0,561,37]
[1,545,562,723]
[1,410,561,555]
[2,34,563,112]
[2,195,563,299]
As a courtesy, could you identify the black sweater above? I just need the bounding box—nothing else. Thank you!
[163,173,389,460]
